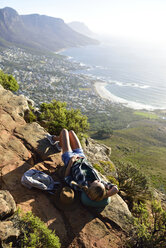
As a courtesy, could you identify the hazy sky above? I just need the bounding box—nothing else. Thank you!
[1,0,166,43]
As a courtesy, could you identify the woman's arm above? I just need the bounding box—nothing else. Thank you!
[64,155,78,177]
[104,185,119,198]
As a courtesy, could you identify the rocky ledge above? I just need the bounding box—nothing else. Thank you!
[0,85,133,248]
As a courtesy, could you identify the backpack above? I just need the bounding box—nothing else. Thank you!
[21,169,60,191]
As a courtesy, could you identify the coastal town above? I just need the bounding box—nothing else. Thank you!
[0,47,115,116]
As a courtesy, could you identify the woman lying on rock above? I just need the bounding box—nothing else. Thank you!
[47,129,119,208]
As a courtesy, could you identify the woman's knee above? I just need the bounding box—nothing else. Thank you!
[61,128,68,136]
[69,130,75,136]
[60,129,69,143]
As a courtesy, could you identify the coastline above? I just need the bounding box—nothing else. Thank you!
[58,44,166,111]
[94,81,126,104]
[94,81,156,110]
[54,48,67,54]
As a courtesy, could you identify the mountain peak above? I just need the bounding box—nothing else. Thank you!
[0,7,20,26]
[1,7,19,16]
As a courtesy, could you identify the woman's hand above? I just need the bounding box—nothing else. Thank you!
[64,155,79,177]
[105,185,119,198]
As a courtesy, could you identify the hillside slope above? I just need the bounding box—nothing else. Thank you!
[95,119,166,193]
[68,21,97,38]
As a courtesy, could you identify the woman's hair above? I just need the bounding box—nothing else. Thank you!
[87,185,106,201]
[71,181,106,201]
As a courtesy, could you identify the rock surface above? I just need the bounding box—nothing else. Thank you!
[0,220,20,241]
[0,190,16,220]
[0,86,133,247]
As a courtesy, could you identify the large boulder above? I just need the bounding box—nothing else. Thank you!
[56,203,127,248]
[83,137,117,179]
[83,137,112,162]
[100,194,133,233]
[14,122,59,160]
[0,85,29,118]
[0,86,133,247]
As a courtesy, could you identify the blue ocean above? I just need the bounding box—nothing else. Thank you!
[61,39,166,110]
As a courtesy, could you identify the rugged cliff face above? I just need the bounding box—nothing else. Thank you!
[0,7,99,51]
[0,85,133,248]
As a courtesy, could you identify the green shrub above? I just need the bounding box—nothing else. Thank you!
[93,163,104,174]
[127,201,166,248]
[20,211,61,248]
[92,161,118,186]
[116,162,150,208]
[28,110,37,123]
[93,161,116,176]
[99,160,116,172]
[106,175,119,187]
[38,100,89,135]
[24,105,37,123]
[94,128,113,139]
[0,70,19,92]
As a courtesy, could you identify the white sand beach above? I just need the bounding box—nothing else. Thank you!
[94,81,127,103]
[94,81,155,110]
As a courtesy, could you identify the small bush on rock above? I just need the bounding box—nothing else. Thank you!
[127,201,166,248]
[99,160,116,172]
[93,163,105,174]
[38,100,89,135]
[116,162,150,208]
[24,105,37,123]
[106,175,119,187]
[20,211,61,248]
[0,70,19,92]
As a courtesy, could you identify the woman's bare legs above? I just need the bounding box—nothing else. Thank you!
[59,129,72,154]
[63,130,82,177]
[69,130,82,150]
[51,129,82,151]
[51,129,72,153]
